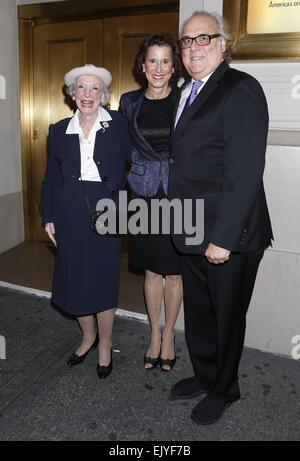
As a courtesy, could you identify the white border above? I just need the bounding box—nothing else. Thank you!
[0,280,148,321]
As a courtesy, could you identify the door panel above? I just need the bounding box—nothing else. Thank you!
[32,20,102,240]
[47,40,85,123]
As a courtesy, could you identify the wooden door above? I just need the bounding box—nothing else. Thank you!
[32,20,102,240]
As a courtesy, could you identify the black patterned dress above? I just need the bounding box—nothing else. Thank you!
[129,92,181,275]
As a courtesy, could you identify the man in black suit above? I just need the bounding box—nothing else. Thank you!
[168,11,273,425]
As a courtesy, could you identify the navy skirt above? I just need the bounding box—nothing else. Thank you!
[51,180,122,316]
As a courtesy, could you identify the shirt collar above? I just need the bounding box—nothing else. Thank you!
[189,59,225,86]
[191,70,214,85]
[66,106,112,134]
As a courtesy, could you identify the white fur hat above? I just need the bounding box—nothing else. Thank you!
[64,64,112,87]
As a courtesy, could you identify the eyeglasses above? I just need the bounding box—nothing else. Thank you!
[178,34,221,49]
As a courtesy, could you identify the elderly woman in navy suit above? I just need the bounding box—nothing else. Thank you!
[42,64,130,379]
[119,34,183,371]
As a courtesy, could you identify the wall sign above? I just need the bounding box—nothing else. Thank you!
[223,0,300,60]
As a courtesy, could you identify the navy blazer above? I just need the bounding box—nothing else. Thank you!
[119,87,180,197]
[42,110,131,225]
[168,61,273,254]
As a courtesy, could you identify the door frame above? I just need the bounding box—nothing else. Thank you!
[18,0,179,240]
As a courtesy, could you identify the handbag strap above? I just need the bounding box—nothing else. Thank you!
[79,175,112,217]
[80,178,93,216]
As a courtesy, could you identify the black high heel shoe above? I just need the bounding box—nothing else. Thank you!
[144,354,160,370]
[160,335,176,372]
[144,337,162,370]
[97,348,113,379]
[67,334,99,366]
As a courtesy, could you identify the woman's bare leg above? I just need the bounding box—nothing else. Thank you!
[96,308,116,366]
[161,274,183,370]
[144,270,164,368]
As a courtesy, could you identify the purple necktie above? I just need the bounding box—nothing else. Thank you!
[183,80,203,111]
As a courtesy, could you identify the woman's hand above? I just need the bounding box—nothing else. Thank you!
[44,222,57,247]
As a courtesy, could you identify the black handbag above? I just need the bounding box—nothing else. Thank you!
[80,179,121,237]
[90,207,121,237]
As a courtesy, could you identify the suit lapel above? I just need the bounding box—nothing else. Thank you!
[63,116,81,175]
[131,89,145,137]
[67,133,81,176]
[171,81,188,133]
[173,78,218,138]
[93,123,109,162]
[173,61,229,141]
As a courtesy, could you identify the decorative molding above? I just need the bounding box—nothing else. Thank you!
[0,281,149,322]
[0,75,6,100]
[268,130,300,147]
[0,281,51,298]
[18,0,179,24]
[232,62,300,131]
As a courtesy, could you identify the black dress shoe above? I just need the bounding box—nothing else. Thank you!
[191,395,234,425]
[67,334,99,366]
[97,349,113,379]
[170,376,207,401]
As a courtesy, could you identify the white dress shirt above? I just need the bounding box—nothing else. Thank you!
[175,71,214,127]
[66,106,112,181]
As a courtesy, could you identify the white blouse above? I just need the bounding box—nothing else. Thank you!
[66,107,112,181]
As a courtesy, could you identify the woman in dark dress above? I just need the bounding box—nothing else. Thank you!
[119,34,183,371]
[42,64,130,379]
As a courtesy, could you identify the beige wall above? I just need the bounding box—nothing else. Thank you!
[0,0,24,253]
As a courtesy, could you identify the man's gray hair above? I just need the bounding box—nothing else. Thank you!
[66,77,111,106]
[180,10,232,62]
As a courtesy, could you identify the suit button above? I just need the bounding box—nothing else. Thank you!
[103,176,108,182]
[111,190,115,196]
[168,158,174,165]
[97,161,103,166]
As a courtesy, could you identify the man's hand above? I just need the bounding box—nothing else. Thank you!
[204,243,230,264]
[44,222,57,248]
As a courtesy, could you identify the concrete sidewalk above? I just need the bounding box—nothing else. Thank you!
[0,287,299,441]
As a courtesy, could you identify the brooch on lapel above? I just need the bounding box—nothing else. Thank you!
[100,121,110,133]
